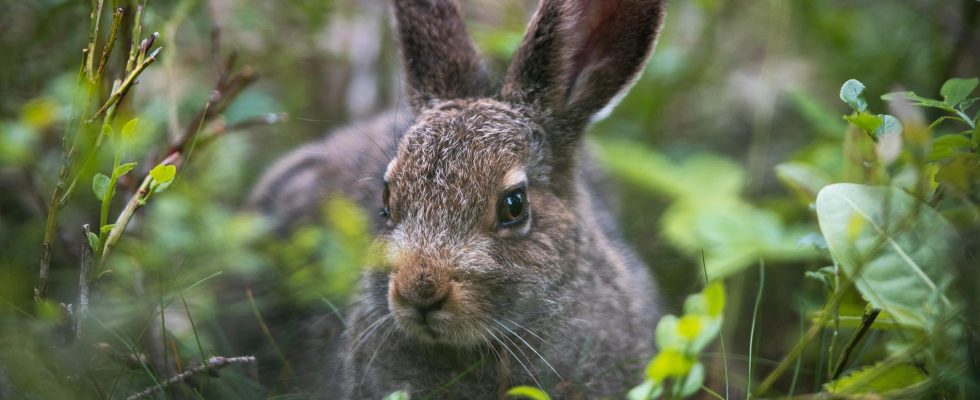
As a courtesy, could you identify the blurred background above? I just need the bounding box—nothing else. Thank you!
[1,0,978,398]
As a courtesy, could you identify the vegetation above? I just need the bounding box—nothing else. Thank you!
[1,0,977,399]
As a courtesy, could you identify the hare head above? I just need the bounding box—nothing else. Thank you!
[373,0,666,347]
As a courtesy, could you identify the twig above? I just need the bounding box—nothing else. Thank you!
[831,308,881,379]
[125,355,256,400]
[95,8,124,83]
[76,224,94,340]
[87,45,162,124]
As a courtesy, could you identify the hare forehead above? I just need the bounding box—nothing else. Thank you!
[388,100,532,188]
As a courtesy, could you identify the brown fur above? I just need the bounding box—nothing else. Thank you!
[249,0,668,398]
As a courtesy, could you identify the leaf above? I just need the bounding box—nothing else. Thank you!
[844,112,882,135]
[86,232,101,251]
[655,315,680,349]
[121,118,140,138]
[92,173,110,201]
[929,134,974,161]
[679,362,705,397]
[506,386,551,400]
[940,77,978,107]
[881,91,950,110]
[703,282,725,318]
[382,390,410,400]
[775,162,831,201]
[825,362,926,395]
[100,224,116,234]
[840,79,868,112]
[646,348,693,381]
[815,183,958,329]
[627,380,663,400]
[112,162,137,179]
[149,164,176,183]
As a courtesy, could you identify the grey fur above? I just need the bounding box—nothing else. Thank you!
[249,0,667,398]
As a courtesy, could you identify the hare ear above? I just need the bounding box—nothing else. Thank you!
[502,0,666,131]
[391,0,489,111]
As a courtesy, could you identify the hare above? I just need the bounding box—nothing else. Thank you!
[249,0,667,398]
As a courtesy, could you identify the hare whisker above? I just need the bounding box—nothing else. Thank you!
[489,324,541,390]
[495,320,561,380]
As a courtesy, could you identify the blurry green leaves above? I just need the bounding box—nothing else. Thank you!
[597,140,818,278]
[506,386,551,400]
[271,196,374,304]
[841,79,904,143]
[383,390,411,400]
[630,283,725,399]
[824,362,925,396]
[815,183,957,329]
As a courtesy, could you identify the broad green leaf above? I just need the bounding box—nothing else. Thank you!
[121,118,140,138]
[382,390,410,400]
[92,173,110,201]
[677,315,704,340]
[703,282,725,317]
[874,115,902,137]
[816,183,958,329]
[775,162,831,201]
[679,362,705,397]
[844,112,882,134]
[929,134,974,161]
[112,162,137,179]
[149,164,176,183]
[940,77,978,107]
[840,79,868,112]
[506,386,550,400]
[99,224,116,234]
[825,362,926,395]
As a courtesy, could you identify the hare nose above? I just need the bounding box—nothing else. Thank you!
[394,270,450,314]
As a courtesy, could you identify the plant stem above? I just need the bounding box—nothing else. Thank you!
[76,224,94,340]
[746,260,765,398]
[831,308,880,379]
[125,356,256,400]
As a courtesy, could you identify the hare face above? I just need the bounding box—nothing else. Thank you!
[378,99,576,347]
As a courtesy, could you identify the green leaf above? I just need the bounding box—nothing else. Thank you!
[825,362,926,395]
[881,91,950,110]
[775,162,831,201]
[679,362,705,397]
[506,386,550,400]
[627,380,663,400]
[382,390,410,400]
[929,134,974,161]
[149,164,176,183]
[121,118,140,138]
[844,112,882,135]
[86,232,100,251]
[703,282,725,318]
[655,315,680,349]
[940,77,978,107]
[92,173,110,201]
[646,348,693,381]
[874,114,902,137]
[112,162,137,179]
[840,79,868,112]
[815,184,958,329]
[99,224,116,234]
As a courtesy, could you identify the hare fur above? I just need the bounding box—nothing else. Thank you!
[249,0,668,398]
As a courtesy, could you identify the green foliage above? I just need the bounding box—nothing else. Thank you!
[598,141,818,278]
[825,362,926,396]
[816,183,957,329]
[630,282,725,399]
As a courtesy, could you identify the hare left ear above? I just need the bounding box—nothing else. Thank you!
[391,0,489,111]
[501,0,667,132]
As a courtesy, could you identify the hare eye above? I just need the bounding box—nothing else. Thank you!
[497,187,528,227]
[380,182,391,218]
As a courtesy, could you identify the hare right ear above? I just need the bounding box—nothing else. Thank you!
[391,0,489,111]
[501,0,667,144]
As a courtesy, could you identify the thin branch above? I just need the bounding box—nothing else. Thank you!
[831,308,881,379]
[76,224,94,341]
[125,355,256,400]
[87,45,162,124]
[95,8,124,83]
